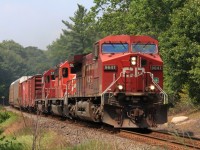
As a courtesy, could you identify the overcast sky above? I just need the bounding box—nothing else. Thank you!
[0,0,94,50]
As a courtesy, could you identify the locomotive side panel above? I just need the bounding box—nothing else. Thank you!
[42,69,56,99]
[54,61,76,99]
[82,54,99,96]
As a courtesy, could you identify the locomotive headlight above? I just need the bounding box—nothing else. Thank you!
[131,57,137,65]
[150,85,155,90]
[118,85,123,90]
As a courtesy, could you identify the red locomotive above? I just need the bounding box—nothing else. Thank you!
[9,35,168,128]
[42,68,55,99]
[35,61,76,115]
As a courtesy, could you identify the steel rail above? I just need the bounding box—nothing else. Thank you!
[119,129,200,150]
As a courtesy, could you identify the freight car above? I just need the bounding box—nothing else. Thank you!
[9,76,32,108]
[9,35,168,128]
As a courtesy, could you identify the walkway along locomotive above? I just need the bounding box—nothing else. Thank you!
[9,35,168,128]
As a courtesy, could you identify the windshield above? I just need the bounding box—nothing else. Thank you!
[132,44,157,54]
[102,43,128,53]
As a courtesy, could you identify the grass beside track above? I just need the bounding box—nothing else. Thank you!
[0,107,23,150]
[66,140,116,150]
[0,107,69,150]
[1,107,116,150]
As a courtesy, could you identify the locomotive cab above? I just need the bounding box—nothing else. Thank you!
[50,61,76,115]
[42,69,55,99]
[36,61,76,115]
[54,61,76,98]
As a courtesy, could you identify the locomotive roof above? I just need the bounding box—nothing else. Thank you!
[59,60,70,67]
[97,35,158,44]
[43,68,54,75]
[53,60,70,68]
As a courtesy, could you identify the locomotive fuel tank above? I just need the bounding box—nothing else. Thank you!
[76,101,93,121]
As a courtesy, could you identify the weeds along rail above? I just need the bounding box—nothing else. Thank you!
[119,129,200,149]
[6,106,118,133]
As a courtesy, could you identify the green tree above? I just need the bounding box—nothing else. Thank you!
[92,0,185,36]
[24,46,51,74]
[62,4,89,55]
[47,4,98,65]
[0,41,51,102]
[160,0,200,103]
[47,34,71,65]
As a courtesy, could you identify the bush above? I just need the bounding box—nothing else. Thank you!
[0,136,24,150]
[0,112,10,123]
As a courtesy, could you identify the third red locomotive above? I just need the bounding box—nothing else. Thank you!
[9,35,168,128]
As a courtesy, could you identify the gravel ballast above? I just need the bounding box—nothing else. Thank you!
[6,107,163,150]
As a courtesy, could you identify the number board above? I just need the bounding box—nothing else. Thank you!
[151,66,163,71]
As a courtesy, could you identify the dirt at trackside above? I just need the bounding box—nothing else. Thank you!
[156,110,200,138]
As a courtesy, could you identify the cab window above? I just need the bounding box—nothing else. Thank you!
[62,68,68,78]
[51,72,55,80]
[102,43,128,53]
[51,74,55,80]
[132,44,157,54]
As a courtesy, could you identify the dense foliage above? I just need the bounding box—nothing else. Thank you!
[0,1,200,105]
[0,108,25,150]
[159,0,200,103]
[0,41,51,103]
[0,108,22,150]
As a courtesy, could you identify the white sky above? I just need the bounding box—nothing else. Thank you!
[0,0,94,50]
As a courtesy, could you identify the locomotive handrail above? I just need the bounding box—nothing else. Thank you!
[101,72,123,96]
[101,71,168,105]
[44,87,56,98]
[100,72,123,110]
[101,70,145,95]
[144,72,168,104]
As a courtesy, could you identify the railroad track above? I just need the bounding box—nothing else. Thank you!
[6,107,200,149]
[119,129,200,149]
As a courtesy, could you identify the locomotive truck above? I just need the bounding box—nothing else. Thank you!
[9,35,168,128]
